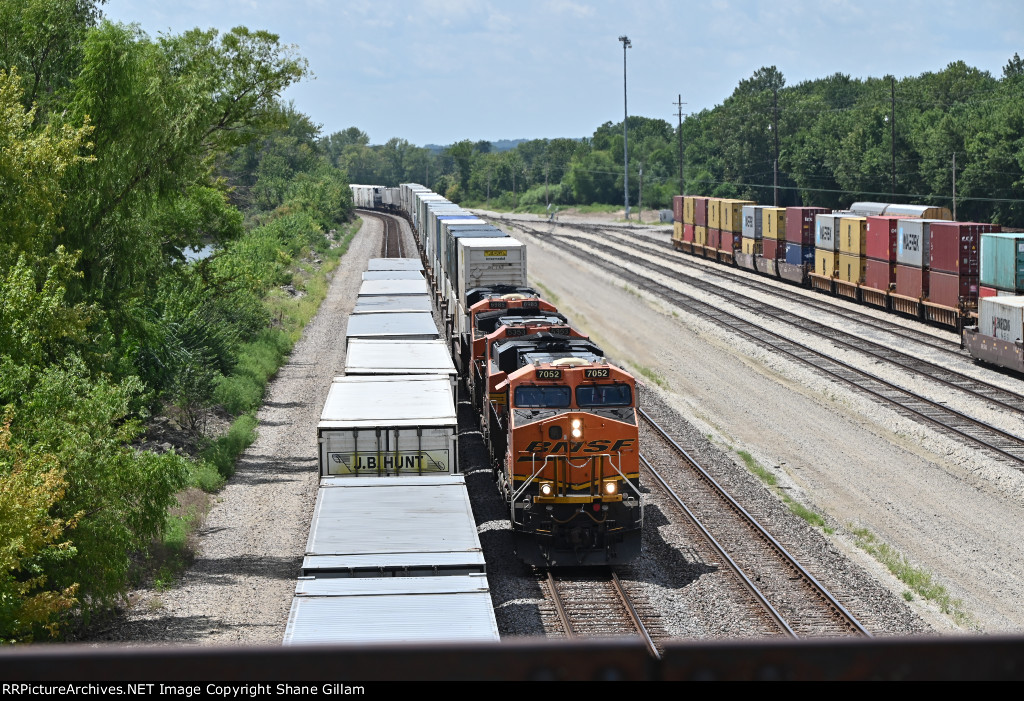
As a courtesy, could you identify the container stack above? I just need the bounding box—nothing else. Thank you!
[836,216,867,285]
[761,207,787,261]
[786,207,828,270]
[694,196,708,249]
[895,219,940,299]
[682,196,695,244]
[720,199,754,256]
[706,198,722,254]
[979,232,1022,296]
[928,222,999,309]
[863,216,900,295]
[741,205,765,256]
[813,213,844,279]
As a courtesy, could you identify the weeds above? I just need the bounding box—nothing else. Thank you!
[851,526,971,625]
[634,364,665,387]
[737,449,833,533]
[534,281,560,304]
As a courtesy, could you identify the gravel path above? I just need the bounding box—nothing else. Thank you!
[90,219,381,645]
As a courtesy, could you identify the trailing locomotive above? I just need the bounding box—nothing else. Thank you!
[387,183,644,567]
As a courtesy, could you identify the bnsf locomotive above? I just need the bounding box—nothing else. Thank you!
[387,182,644,567]
[468,293,643,566]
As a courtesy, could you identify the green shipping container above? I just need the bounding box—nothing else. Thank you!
[981,233,1024,292]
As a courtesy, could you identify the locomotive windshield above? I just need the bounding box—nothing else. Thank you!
[514,385,571,408]
[576,384,632,407]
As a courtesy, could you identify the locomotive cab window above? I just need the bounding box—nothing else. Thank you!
[514,385,571,408]
[576,384,632,407]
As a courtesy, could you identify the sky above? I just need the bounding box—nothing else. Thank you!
[102,0,1023,147]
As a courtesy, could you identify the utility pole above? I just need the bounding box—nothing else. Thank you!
[638,163,644,224]
[772,88,779,207]
[674,94,686,195]
[544,160,550,207]
[952,152,957,221]
[619,36,631,220]
[486,166,491,208]
[890,76,896,199]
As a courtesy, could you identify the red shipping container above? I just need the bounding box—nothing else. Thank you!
[694,197,708,226]
[928,222,1000,274]
[866,216,900,261]
[720,231,736,251]
[708,228,720,250]
[980,286,998,298]
[928,271,978,308]
[864,258,896,291]
[683,223,694,242]
[672,195,684,223]
[785,207,829,246]
[762,238,782,259]
[896,264,927,299]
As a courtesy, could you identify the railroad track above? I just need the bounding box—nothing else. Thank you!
[542,569,663,659]
[357,208,405,258]
[639,408,871,639]
[499,216,964,357]
[506,224,1024,468]
[560,226,1024,416]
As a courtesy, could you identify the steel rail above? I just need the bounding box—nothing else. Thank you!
[638,453,796,638]
[611,571,662,660]
[639,409,872,638]
[546,572,575,638]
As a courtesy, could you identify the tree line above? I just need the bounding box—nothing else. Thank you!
[331,56,1024,225]
[1,0,353,640]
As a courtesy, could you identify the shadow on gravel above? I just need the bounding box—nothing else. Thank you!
[260,400,309,409]
[179,555,304,583]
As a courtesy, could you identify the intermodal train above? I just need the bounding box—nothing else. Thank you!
[669,196,1024,373]
[351,183,644,567]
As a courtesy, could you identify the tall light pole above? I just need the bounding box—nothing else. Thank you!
[619,35,631,220]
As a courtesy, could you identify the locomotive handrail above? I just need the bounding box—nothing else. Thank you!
[509,451,640,529]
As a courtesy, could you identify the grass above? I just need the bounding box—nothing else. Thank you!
[851,526,971,626]
[533,281,560,304]
[634,364,665,387]
[736,449,833,534]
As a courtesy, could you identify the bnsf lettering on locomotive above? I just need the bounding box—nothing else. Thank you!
[521,438,635,456]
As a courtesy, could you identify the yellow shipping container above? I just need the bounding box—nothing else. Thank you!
[815,249,838,278]
[707,199,722,230]
[741,237,762,256]
[762,207,786,240]
[683,196,695,225]
[695,225,707,246]
[839,217,867,255]
[837,253,866,284]
[723,200,755,233]
[673,221,684,242]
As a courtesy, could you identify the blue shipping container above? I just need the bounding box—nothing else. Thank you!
[785,243,815,266]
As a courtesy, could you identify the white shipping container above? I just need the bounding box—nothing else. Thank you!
[318,376,457,476]
[979,296,1024,342]
[345,339,457,395]
[453,237,528,341]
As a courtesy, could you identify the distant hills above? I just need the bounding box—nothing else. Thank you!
[423,138,580,154]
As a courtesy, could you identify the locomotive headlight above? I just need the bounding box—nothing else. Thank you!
[539,482,554,497]
[604,480,618,496]
[571,418,583,438]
